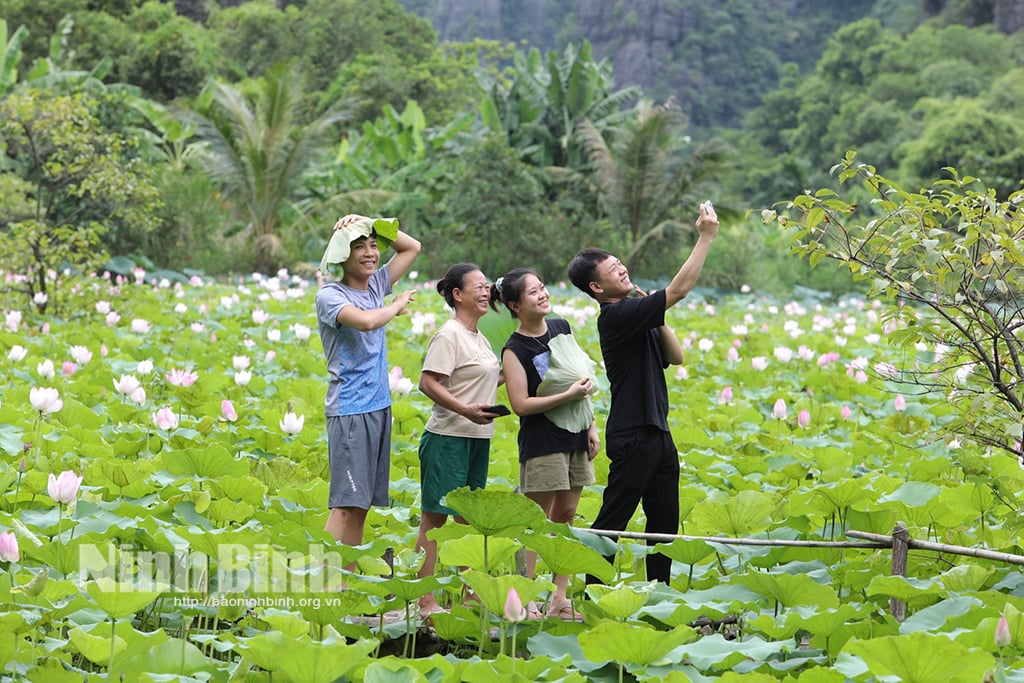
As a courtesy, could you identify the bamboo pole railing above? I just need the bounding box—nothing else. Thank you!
[579,523,1024,622]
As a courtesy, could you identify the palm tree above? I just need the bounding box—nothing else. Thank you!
[189,62,348,271]
[479,40,640,170]
[554,98,725,270]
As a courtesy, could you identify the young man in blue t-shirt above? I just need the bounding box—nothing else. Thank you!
[567,202,719,583]
[315,214,421,550]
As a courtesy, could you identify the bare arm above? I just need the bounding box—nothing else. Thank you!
[502,348,591,416]
[385,230,422,283]
[336,290,414,331]
[664,203,719,308]
[419,370,496,425]
[658,323,684,365]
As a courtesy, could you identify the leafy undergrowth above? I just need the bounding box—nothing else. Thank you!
[1,270,1022,682]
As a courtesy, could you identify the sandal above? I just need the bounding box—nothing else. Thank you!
[546,600,582,622]
[526,601,544,620]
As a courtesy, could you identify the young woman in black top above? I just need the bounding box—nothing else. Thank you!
[491,268,599,620]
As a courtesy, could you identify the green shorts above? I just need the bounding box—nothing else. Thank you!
[520,450,596,493]
[418,431,490,515]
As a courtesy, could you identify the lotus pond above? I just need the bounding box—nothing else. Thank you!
[1,268,1023,682]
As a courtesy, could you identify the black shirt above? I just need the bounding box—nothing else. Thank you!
[597,289,670,435]
[503,318,590,461]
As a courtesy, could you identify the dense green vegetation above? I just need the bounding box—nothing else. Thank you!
[1,0,1023,303]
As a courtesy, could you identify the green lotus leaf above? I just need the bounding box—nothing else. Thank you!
[355,575,441,603]
[296,590,378,625]
[733,571,840,609]
[363,659,430,683]
[939,564,992,594]
[676,633,786,671]
[162,444,248,479]
[442,487,549,536]
[460,569,555,616]
[462,654,572,683]
[900,595,982,634]
[257,607,311,638]
[865,574,944,603]
[578,621,694,667]
[521,530,616,584]
[690,490,774,537]
[114,637,214,680]
[68,626,126,666]
[208,475,268,505]
[653,538,715,565]
[842,632,992,683]
[428,605,481,642]
[585,581,657,620]
[526,632,603,672]
[245,632,377,683]
[85,577,163,619]
[438,534,519,572]
[878,481,942,507]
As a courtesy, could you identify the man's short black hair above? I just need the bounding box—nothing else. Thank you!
[568,247,613,299]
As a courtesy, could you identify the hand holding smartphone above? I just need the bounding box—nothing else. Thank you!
[484,404,511,417]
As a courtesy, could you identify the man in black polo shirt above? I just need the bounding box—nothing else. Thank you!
[567,202,719,583]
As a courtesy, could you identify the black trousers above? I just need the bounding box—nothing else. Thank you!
[588,425,680,584]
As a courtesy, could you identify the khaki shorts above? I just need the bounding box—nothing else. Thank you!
[520,451,596,493]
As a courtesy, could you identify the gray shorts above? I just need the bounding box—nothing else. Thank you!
[520,450,596,493]
[326,408,391,509]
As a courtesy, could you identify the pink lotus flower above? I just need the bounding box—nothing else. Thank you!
[894,395,907,412]
[221,399,238,422]
[798,410,811,428]
[5,310,21,332]
[113,374,141,395]
[47,470,82,504]
[995,614,1011,648]
[165,369,199,387]
[30,387,63,414]
[291,323,311,341]
[129,386,147,406]
[7,345,27,362]
[772,399,787,420]
[234,370,252,386]
[137,359,154,375]
[504,587,527,623]
[0,530,19,562]
[105,311,120,327]
[841,405,852,420]
[69,345,92,364]
[279,412,305,435]
[61,361,77,377]
[37,359,55,380]
[751,356,768,371]
[95,300,111,314]
[233,355,251,370]
[264,350,276,362]
[267,329,281,342]
[100,344,108,357]
[674,366,688,381]
[719,386,733,404]
[726,347,740,362]
[130,318,151,334]
[252,309,270,325]
[153,406,178,431]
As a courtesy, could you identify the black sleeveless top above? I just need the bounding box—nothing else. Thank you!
[503,318,590,462]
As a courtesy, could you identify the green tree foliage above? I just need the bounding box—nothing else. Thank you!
[551,99,724,274]
[766,153,1024,460]
[442,134,559,279]
[479,40,640,170]
[0,89,161,312]
[117,1,231,102]
[730,18,1024,208]
[188,62,348,272]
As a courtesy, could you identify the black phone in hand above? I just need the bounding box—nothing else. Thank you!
[484,404,511,416]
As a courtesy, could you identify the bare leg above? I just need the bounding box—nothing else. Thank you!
[416,510,449,612]
[544,488,584,616]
